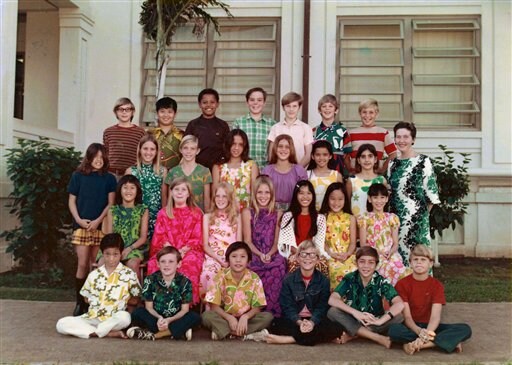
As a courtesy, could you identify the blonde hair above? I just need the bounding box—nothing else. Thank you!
[250,175,276,216]
[136,133,162,175]
[113,97,135,121]
[178,135,199,164]
[167,177,197,218]
[318,94,339,111]
[296,240,319,256]
[358,98,379,113]
[269,134,298,165]
[410,244,434,262]
[281,91,303,107]
[209,182,238,227]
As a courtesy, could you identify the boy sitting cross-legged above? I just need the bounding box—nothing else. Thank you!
[127,246,201,341]
[56,233,141,339]
[202,241,273,340]
[388,244,472,355]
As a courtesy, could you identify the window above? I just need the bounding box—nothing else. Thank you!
[142,19,280,129]
[337,17,481,130]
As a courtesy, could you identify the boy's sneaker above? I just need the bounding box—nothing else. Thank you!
[126,326,155,341]
[211,331,219,341]
[243,329,269,342]
[185,329,192,341]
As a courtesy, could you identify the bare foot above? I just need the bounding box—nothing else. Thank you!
[455,343,463,353]
[338,332,356,344]
[106,330,127,339]
[376,335,391,349]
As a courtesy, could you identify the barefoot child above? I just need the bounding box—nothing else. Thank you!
[327,246,404,348]
[389,244,472,355]
[202,241,273,340]
[266,240,344,346]
[56,233,141,339]
[127,246,201,341]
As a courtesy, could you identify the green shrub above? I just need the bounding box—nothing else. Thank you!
[0,138,82,271]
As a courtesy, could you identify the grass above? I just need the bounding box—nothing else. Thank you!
[0,257,510,303]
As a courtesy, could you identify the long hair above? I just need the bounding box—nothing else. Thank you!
[224,129,250,162]
[77,143,109,175]
[269,134,298,164]
[307,139,336,170]
[209,182,238,227]
[366,183,390,212]
[167,176,197,218]
[319,182,351,217]
[135,133,162,175]
[250,175,276,217]
[115,175,143,206]
[355,143,379,173]
[283,180,318,238]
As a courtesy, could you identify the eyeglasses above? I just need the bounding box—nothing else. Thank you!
[298,252,318,259]
[117,107,134,112]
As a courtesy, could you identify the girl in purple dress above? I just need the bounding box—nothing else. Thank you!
[242,175,286,317]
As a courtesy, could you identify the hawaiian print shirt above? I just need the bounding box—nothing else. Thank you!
[151,126,184,170]
[142,271,193,317]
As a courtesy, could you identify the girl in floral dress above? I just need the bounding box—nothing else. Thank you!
[199,182,241,300]
[212,129,259,212]
[148,177,203,304]
[319,182,357,290]
[126,134,167,242]
[242,175,286,316]
[357,183,410,285]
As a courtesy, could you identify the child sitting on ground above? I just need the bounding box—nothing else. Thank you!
[388,244,472,355]
[202,241,273,340]
[127,246,201,341]
[56,233,141,339]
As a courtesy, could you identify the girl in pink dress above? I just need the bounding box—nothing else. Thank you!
[357,183,410,285]
[148,177,204,304]
[199,182,242,299]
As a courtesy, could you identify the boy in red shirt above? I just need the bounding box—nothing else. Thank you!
[389,244,472,354]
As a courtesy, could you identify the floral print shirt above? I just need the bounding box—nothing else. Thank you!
[142,271,193,318]
[218,160,256,210]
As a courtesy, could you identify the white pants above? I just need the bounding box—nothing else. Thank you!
[56,311,131,339]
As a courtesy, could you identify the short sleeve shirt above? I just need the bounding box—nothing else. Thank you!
[349,125,397,167]
[165,164,212,211]
[142,271,193,317]
[313,122,353,156]
[233,114,276,169]
[204,268,267,317]
[150,126,184,170]
[267,120,314,163]
[334,270,398,316]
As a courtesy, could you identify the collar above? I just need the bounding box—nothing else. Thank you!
[99,262,124,276]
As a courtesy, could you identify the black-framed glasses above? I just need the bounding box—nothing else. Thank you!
[117,107,134,112]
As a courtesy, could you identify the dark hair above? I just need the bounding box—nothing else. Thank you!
[366,183,390,212]
[77,143,109,175]
[156,97,177,112]
[157,246,182,262]
[308,140,336,170]
[284,180,318,238]
[281,91,303,107]
[319,182,351,216]
[393,122,417,139]
[198,88,220,103]
[355,143,378,173]
[115,175,143,205]
[225,241,252,262]
[224,129,250,162]
[100,233,124,252]
[245,87,267,101]
[356,246,379,264]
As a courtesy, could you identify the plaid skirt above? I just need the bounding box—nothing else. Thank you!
[71,228,104,246]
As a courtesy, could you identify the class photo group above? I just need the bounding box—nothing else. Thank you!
[55,87,472,356]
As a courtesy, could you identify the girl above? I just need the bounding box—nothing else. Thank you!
[149,177,203,304]
[319,182,357,290]
[166,135,212,212]
[200,183,242,299]
[261,134,308,211]
[358,183,410,285]
[126,134,167,242]
[242,175,286,317]
[212,129,259,211]
[347,143,387,217]
[308,140,343,211]
[278,180,330,276]
[103,175,149,282]
[68,143,116,316]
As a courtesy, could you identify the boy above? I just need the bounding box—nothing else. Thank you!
[184,88,230,170]
[233,87,277,169]
[312,94,352,177]
[127,246,201,341]
[150,97,184,170]
[265,240,344,346]
[327,246,404,348]
[56,233,141,339]
[267,92,314,168]
[349,98,397,174]
[389,244,472,355]
[202,241,273,340]
[103,97,146,178]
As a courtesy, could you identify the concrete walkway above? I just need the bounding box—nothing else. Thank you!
[0,300,511,364]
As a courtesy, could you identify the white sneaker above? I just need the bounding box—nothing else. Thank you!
[243,329,269,342]
[211,331,219,341]
[185,328,192,341]
[127,326,155,341]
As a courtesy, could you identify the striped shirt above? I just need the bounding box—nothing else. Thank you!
[349,125,397,168]
[103,124,146,174]
[233,113,276,168]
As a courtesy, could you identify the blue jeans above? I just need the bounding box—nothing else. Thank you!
[131,307,200,340]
